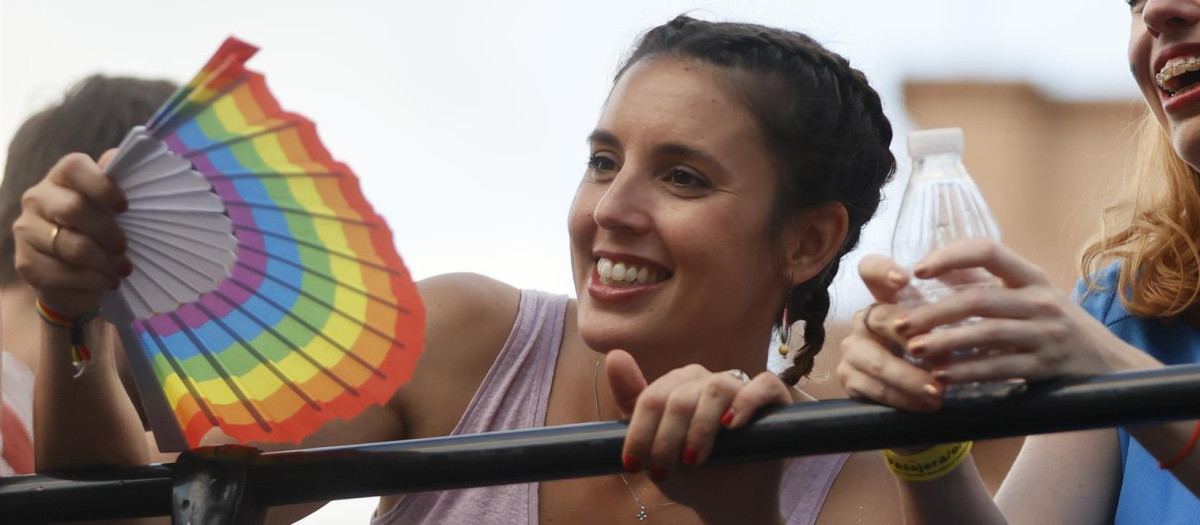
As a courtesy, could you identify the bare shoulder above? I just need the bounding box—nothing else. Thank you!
[416,272,523,369]
[815,451,902,525]
[395,273,523,437]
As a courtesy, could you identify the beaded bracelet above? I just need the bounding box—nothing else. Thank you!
[1160,419,1200,470]
[35,299,99,377]
[882,441,973,482]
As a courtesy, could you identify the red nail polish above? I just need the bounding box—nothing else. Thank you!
[908,344,925,357]
[682,446,698,467]
[720,408,735,427]
[894,317,910,335]
[119,260,133,277]
[623,454,641,474]
[650,465,667,482]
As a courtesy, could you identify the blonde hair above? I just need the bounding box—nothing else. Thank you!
[1080,113,1200,320]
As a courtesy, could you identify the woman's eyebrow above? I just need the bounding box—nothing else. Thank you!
[653,142,723,170]
[587,129,620,147]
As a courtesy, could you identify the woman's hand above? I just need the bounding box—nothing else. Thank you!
[897,238,1152,383]
[836,254,945,412]
[606,350,790,522]
[13,151,130,317]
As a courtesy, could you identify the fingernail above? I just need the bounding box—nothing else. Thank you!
[907,339,925,357]
[887,270,906,286]
[682,445,698,467]
[720,408,735,427]
[118,260,133,277]
[923,383,940,397]
[650,465,668,482]
[912,265,929,278]
[623,454,641,474]
[932,368,948,379]
[894,317,910,335]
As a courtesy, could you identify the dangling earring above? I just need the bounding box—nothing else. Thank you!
[777,288,798,358]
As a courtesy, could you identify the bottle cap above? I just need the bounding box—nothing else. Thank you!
[907,127,964,157]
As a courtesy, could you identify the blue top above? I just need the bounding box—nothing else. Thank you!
[1075,265,1200,523]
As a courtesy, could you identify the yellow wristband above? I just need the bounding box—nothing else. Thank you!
[882,441,973,482]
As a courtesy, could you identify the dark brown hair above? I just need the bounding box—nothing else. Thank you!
[0,75,177,285]
[618,15,896,384]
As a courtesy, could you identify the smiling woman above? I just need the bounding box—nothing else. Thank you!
[17,14,900,525]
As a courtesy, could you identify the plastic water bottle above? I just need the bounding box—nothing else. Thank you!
[891,127,1024,402]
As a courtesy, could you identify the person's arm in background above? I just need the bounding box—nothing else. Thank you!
[836,247,1137,524]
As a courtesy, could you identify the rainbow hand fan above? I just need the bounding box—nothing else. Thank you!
[99,37,425,452]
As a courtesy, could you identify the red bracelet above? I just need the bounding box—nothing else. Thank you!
[1159,419,1200,470]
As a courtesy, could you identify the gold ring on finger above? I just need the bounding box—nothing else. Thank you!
[50,224,62,256]
[862,302,888,340]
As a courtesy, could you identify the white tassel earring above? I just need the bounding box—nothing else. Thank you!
[777,289,799,360]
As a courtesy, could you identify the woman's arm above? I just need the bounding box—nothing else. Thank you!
[34,320,150,470]
[837,250,1130,523]
[904,239,1200,496]
[996,430,1122,524]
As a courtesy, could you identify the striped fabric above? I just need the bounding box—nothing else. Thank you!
[1,351,34,475]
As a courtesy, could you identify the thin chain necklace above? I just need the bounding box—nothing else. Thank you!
[592,357,677,521]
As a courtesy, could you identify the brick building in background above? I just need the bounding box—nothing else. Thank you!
[805,80,1144,493]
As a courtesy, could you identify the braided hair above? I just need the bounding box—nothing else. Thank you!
[616,15,896,385]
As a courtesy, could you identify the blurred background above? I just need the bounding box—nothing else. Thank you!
[1,0,1143,521]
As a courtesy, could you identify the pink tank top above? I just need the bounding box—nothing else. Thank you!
[373,289,848,524]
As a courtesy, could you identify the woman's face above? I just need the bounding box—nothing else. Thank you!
[1129,0,1200,164]
[568,58,788,363]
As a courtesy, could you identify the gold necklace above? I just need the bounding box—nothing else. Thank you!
[592,357,677,521]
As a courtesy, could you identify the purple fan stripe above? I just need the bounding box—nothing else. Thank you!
[164,133,187,158]
[140,259,268,336]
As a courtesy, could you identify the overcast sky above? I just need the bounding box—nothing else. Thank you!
[1,1,1138,520]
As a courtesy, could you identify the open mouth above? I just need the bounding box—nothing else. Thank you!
[596,257,671,286]
[1157,56,1200,98]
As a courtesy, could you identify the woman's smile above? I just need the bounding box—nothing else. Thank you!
[1131,0,1200,162]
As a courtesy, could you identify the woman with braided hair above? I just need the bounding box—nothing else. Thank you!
[17,15,901,523]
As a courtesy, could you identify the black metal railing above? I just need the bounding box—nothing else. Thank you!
[5,364,1200,524]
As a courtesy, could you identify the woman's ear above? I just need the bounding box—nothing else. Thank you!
[782,202,849,285]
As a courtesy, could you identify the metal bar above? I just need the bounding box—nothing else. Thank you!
[173,445,267,525]
[4,364,1200,523]
[0,464,173,523]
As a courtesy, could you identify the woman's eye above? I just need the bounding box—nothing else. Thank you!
[587,154,618,173]
[665,168,709,189]
[1126,0,1143,10]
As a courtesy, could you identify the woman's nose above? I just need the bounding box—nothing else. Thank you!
[592,168,652,233]
[1143,0,1200,38]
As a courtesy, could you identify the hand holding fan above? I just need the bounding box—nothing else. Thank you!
[99,38,425,451]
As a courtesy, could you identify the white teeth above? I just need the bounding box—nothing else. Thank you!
[1157,56,1200,93]
[595,257,667,286]
[598,259,613,280]
[612,262,627,282]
